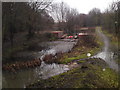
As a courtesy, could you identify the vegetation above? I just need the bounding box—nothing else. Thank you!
[103,30,118,47]
[102,30,119,64]
[2,1,54,63]
[2,0,119,88]
[58,46,100,64]
[101,1,120,37]
[27,58,118,88]
[57,33,103,64]
[2,1,119,63]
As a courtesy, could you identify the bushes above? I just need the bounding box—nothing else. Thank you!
[78,35,98,47]
[45,33,57,41]
[27,42,43,51]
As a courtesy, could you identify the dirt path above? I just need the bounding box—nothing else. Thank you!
[93,27,118,72]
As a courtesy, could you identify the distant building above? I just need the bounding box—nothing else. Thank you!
[50,31,63,38]
[76,27,96,36]
[52,23,59,30]
[35,30,64,38]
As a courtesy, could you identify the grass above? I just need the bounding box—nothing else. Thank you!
[61,54,87,64]
[78,60,86,63]
[27,28,119,88]
[60,48,100,64]
[102,30,119,64]
[102,30,118,47]
[27,58,118,88]
[58,34,102,64]
[98,68,118,87]
[58,28,104,64]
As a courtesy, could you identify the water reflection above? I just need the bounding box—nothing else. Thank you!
[36,61,69,79]
[2,62,69,88]
[93,51,118,72]
[2,39,75,88]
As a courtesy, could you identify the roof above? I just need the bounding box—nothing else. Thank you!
[50,31,63,33]
[80,27,88,30]
[79,27,95,30]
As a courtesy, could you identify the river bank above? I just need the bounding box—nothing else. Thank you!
[102,30,119,65]
[2,39,77,88]
[26,27,119,88]
[3,28,119,88]
[56,35,102,64]
[27,58,118,88]
[2,34,99,72]
[2,39,77,73]
[2,32,57,65]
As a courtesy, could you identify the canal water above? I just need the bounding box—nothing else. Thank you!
[2,39,77,88]
[2,29,119,88]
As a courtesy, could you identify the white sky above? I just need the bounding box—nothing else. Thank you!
[55,0,116,14]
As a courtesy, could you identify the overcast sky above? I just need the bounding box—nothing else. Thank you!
[55,0,115,14]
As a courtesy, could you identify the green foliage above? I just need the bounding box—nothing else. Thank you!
[78,60,86,63]
[103,30,118,47]
[95,67,118,88]
[61,54,87,64]
[60,46,100,64]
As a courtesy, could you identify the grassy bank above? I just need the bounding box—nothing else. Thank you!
[102,30,119,64]
[57,33,103,64]
[58,46,100,64]
[27,58,118,88]
[102,30,118,47]
[27,29,119,88]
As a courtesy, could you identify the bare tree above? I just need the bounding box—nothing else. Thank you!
[66,8,79,34]
[51,1,79,34]
[51,2,69,22]
[88,8,102,26]
[101,1,120,35]
[111,1,120,35]
[28,0,53,12]
[26,0,54,38]
[51,2,70,30]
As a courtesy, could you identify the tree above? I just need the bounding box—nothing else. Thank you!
[75,14,87,27]
[87,8,102,27]
[111,1,120,35]
[26,0,54,39]
[2,1,55,62]
[66,8,79,34]
[2,1,54,43]
[101,1,120,36]
[51,2,70,31]
[3,2,17,46]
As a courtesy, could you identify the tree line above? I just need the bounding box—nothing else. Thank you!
[2,1,54,45]
[3,1,120,45]
[2,1,119,63]
[52,1,119,36]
